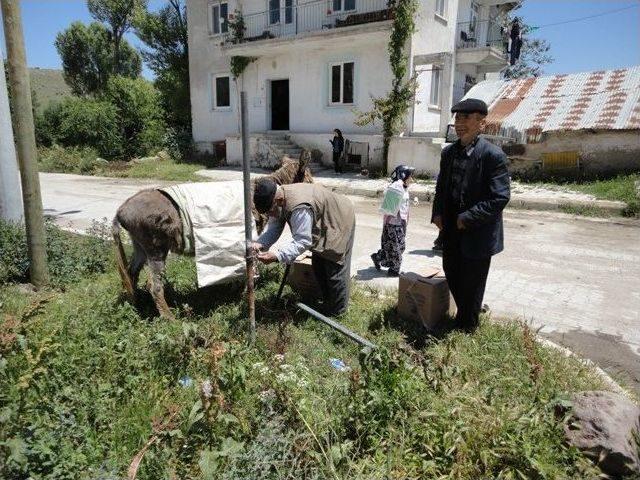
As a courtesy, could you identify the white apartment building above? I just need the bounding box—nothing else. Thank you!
[187,0,519,173]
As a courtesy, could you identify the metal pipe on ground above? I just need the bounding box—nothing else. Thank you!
[295,302,377,350]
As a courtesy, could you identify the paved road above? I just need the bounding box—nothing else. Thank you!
[40,173,640,393]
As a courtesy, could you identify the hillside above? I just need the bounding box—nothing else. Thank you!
[28,67,72,112]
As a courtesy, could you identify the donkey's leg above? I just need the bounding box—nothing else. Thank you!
[128,240,147,290]
[147,258,174,319]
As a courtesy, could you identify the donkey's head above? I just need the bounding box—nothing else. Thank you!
[252,150,314,234]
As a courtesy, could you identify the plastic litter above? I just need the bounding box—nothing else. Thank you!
[329,358,350,372]
[178,376,193,388]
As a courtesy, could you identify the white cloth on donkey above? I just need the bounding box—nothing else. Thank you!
[160,181,255,288]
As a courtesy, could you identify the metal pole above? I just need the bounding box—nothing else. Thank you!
[0,53,23,222]
[275,263,291,301]
[296,302,377,350]
[240,91,256,345]
[1,0,49,287]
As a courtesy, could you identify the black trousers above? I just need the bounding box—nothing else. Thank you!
[311,225,355,316]
[332,152,343,173]
[442,234,491,330]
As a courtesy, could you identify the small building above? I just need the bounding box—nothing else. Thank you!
[186,0,520,171]
[465,66,640,178]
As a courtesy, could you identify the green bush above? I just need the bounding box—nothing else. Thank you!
[35,77,167,160]
[36,97,122,158]
[103,76,166,159]
[0,219,112,287]
[162,127,194,163]
[38,145,107,174]
[35,102,64,147]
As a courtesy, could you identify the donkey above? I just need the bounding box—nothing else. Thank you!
[112,153,314,319]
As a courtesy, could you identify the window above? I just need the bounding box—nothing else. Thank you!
[430,66,441,106]
[333,0,356,12]
[269,0,280,24]
[213,75,230,109]
[211,2,228,34]
[435,0,447,18]
[330,62,354,105]
[469,1,479,33]
[285,0,293,24]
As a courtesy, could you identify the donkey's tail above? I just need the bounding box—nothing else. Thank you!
[112,216,135,299]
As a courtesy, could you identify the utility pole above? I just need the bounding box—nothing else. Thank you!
[240,91,256,345]
[0,54,23,222]
[1,0,49,287]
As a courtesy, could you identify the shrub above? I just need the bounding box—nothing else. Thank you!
[35,102,64,147]
[103,76,166,159]
[37,97,122,158]
[0,219,112,287]
[162,127,194,163]
[38,145,107,174]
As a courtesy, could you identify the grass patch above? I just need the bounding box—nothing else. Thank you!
[38,145,209,183]
[107,157,208,183]
[519,174,640,217]
[0,222,613,479]
[557,203,614,218]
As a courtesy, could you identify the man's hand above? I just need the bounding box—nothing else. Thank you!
[257,251,278,264]
[251,242,264,254]
[456,216,466,230]
[432,215,443,230]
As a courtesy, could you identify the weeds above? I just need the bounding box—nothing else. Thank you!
[0,238,612,478]
[0,219,111,287]
[519,173,640,217]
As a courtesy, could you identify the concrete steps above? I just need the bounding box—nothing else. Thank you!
[262,133,304,160]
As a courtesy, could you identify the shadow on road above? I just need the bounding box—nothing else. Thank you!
[543,329,640,397]
[408,249,442,258]
[355,266,389,280]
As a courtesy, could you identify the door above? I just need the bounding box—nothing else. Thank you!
[270,79,289,130]
[268,0,296,36]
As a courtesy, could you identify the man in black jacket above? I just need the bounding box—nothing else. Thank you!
[431,98,510,332]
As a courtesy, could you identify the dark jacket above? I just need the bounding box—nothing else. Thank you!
[431,136,510,259]
[330,136,344,153]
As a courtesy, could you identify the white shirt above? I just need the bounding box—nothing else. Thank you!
[256,206,313,264]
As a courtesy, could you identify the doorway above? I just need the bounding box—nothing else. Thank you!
[270,79,289,130]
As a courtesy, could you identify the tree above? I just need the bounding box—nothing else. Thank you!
[134,0,190,130]
[87,0,147,73]
[55,21,141,95]
[502,8,553,79]
[103,76,166,158]
[503,34,553,79]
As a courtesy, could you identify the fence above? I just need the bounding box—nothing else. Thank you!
[229,0,390,43]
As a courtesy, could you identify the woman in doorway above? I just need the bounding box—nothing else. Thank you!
[329,129,345,173]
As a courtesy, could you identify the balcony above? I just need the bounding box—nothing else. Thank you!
[455,19,509,68]
[221,0,393,55]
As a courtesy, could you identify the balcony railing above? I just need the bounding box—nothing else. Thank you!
[225,0,392,45]
[456,18,508,55]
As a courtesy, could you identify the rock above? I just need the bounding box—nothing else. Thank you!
[157,150,172,162]
[562,391,640,477]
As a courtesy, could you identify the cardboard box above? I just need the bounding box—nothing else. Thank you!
[398,267,453,331]
[287,255,321,300]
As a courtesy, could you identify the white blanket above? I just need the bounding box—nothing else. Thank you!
[160,181,255,288]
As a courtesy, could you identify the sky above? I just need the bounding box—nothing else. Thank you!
[1,0,639,78]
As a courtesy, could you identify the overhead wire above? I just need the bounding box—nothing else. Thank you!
[531,3,640,29]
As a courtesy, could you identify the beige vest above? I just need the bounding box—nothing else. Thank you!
[281,183,355,263]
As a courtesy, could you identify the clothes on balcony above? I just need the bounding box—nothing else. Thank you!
[509,19,522,65]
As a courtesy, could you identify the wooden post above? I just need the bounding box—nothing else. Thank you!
[240,91,256,344]
[1,0,49,286]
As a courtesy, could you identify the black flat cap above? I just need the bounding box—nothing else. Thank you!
[451,98,488,115]
[254,178,277,214]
